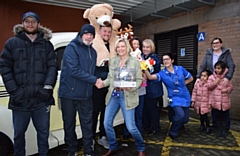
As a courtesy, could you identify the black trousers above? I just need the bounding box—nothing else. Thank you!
[199,112,210,127]
[60,98,93,155]
[92,86,108,138]
[143,96,162,132]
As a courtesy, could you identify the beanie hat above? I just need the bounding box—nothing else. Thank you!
[22,11,40,22]
[80,24,95,37]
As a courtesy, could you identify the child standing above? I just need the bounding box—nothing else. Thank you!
[191,70,212,134]
[208,61,233,138]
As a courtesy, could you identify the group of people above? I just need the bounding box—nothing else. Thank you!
[192,37,235,138]
[0,11,235,156]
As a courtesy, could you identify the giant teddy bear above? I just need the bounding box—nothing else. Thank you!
[83,3,121,66]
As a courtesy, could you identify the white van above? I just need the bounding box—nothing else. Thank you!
[0,32,125,155]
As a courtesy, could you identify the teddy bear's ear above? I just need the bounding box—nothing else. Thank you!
[83,9,91,19]
[103,3,113,11]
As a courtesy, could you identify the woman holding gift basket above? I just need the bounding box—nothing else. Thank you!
[98,38,145,156]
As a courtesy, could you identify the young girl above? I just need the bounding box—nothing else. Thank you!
[191,70,212,134]
[208,61,233,138]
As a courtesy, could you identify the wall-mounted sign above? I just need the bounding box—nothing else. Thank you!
[198,32,205,42]
[180,48,185,57]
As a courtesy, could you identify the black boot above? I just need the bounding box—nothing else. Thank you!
[221,121,227,138]
[205,126,211,134]
[216,121,222,137]
[199,125,205,132]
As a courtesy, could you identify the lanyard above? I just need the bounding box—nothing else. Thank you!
[169,72,179,92]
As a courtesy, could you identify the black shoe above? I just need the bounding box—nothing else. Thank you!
[122,135,130,140]
[205,127,211,134]
[199,125,205,132]
[169,134,178,142]
[216,129,222,137]
[143,127,151,131]
[221,129,227,138]
[179,125,185,132]
[148,130,160,136]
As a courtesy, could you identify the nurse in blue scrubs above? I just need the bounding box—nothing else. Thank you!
[144,53,193,141]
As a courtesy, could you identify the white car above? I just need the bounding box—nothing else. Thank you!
[0,32,125,155]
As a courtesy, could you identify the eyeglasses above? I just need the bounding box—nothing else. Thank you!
[24,20,37,25]
[163,58,171,61]
[211,42,220,45]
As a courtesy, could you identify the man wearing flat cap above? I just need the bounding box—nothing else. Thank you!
[0,11,57,156]
[59,24,103,156]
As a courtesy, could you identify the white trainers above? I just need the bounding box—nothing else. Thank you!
[98,136,110,149]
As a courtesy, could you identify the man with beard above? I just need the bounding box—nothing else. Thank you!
[92,24,112,149]
[59,24,103,156]
[0,11,57,156]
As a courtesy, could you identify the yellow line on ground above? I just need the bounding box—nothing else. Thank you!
[230,130,240,147]
[189,117,201,122]
[159,124,240,156]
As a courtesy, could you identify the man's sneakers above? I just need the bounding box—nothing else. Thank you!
[98,136,110,149]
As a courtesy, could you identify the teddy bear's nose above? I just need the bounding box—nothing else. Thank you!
[103,21,110,26]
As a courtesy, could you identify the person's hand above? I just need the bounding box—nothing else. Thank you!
[191,102,195,107]
[95,78,104,89]
[142,76,147,82]
[123,87,131,91]
[208,104,211,109]
[221,89,228,93]
[223,78,229,86]
[215,78,220,84]
[196,78,200,83]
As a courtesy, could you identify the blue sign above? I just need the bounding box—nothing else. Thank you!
[180,48,185,57]
[198,32,205,42]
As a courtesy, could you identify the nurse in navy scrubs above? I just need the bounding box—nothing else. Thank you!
[144,53,193,141]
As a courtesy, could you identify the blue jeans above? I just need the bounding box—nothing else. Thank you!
[60,98,93,155]
[124,95,144,136]
[169,106,189,137]
[12,105,50,156]
[104,91,145,152]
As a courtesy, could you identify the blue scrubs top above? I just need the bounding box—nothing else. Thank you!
[155,66,192,107]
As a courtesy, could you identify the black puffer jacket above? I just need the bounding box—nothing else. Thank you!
[0,24,57,111]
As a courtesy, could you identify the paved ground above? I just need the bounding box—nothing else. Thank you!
[34,108,240,156]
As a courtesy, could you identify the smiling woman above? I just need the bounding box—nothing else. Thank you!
[143,52,193,141]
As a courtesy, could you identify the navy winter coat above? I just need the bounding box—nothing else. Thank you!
[0,24,58,111]
[58,33,97,100]
[143,53,163,98]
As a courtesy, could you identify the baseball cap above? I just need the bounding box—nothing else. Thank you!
[22,11,40,22]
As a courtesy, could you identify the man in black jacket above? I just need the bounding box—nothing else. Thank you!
[92,24,112,149]
[0,11,57,156]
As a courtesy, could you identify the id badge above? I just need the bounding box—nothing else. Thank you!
[112,90,120,97]
[173,89,179,92]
